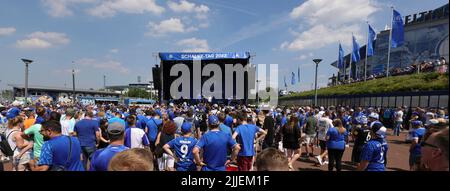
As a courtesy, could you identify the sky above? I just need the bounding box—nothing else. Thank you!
[0,0,448,92]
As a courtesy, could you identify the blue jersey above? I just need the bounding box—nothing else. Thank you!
[136,115,147,130]
[219,123,232,137]
[74,119,100,148]
[234,124,260,157]
[108,117,125,127]
[195,130,237,171]
[411,127,426,156]
[146,117,162,142]
[90,144,129,171]
[360,139,385,171]
[167,136,198,171]
[38,135,85,171]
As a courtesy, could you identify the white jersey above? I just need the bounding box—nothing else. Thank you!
[125,127,149,149]
[317,117,333,141]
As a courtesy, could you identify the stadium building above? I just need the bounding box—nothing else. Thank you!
[330,3,449,80]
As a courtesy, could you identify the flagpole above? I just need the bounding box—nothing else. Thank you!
[386,6,394,77]
[365,21,369,81]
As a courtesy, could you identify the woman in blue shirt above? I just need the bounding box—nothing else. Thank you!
[326,119,348,171]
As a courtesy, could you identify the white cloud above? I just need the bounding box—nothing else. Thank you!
[168,0,209,19]
[176,37,210,52]
[15,32,70,49]
[290,0,378,27]
[16,38,52,49]
[0,27,16,36]
[283,0,379,51]
[87,0,164,18]
[42,0,97,17]
[146,18,197,37]
[110,48,119,53]
[295,52,314,61]
[76,58,129,73]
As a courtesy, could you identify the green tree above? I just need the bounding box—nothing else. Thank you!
[124,88,150,99]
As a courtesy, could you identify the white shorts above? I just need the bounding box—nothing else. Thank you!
[158,153,175,171]
[304,134,316,145]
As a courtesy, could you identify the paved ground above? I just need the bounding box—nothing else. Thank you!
[291,129,411,171]
[2,129,412,171]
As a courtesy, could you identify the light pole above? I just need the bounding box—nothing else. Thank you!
[72,61,76,104]
[21,59,33,105]
[313,59,322,107]
[256,80,261,106]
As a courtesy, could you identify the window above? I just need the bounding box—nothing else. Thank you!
[411,96,420,107]
[420,96,429,107]
[403,96,411,108]
[389,97,396,108]
[396,96,403,107]
[429,96,439,108]
[438,95,448,108]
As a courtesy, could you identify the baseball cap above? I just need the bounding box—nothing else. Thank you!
[371,122,386,137]
[181,122,192,134]
[6,107,20,119]
[107,122,125,135]
[208,115,219,126]
[368,113,379,120]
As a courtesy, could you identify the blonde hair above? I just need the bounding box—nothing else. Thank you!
[108,148,154,171]
[332,119,346,134]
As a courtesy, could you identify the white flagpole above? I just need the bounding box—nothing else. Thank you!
[365,21,369,81]
[386,6,394,77]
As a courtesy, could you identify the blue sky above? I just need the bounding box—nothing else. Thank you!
[0,0,448,91]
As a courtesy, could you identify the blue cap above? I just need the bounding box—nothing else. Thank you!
[6,108,20,119]
[181,122,192,134]
[208,115,219,126]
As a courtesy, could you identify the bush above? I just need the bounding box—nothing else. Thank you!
[281,72,449,100]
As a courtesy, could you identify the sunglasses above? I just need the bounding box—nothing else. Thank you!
[420,141,438,148]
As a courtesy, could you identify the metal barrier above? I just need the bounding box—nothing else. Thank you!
[279,90,449,108]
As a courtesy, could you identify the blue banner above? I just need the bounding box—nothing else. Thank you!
[284,76,287,88]
[368,24,376,56]
[391,9,404,48]
[159,52,251,61]
[338,43,344,69]
[297,67,300,83]
[352,35,360,63]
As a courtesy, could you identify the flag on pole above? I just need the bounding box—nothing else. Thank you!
[352,35,360,63]
[391,9,404,48]
[338,43,344,69]
[367,24,376,56]
[297,67,300,83]
[284,76,287,88]
[291,72,296,85]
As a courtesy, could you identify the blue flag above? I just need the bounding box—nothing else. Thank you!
[297,67,300,83]
[338,43,344,69]
[391,9,404,48]
[284,76,287,88]
[352,35,360,63]
[291,72,296,85]
[367,24,376,56]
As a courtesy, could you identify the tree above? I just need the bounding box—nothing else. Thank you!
[124,88,150,99]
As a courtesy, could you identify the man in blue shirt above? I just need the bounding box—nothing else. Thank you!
[218,113,232,137]
[232,113,267,171]
[163,122,198,171]
[224,108,234,128]
[193,115,241,171]
[146,110,162,153]
[409,120,426,171]
[357,122,387,171]
[74,111,100,169]
[90,122,129,171]
[35,106,46,124]
[108,111,125,127]
[29,120,84,171]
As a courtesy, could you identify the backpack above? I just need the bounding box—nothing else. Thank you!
[0,130,18,157]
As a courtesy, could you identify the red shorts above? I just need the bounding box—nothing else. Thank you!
[237,156,253,171]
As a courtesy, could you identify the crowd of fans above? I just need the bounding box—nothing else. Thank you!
[336,57,448,85]
[0,100,448,171]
